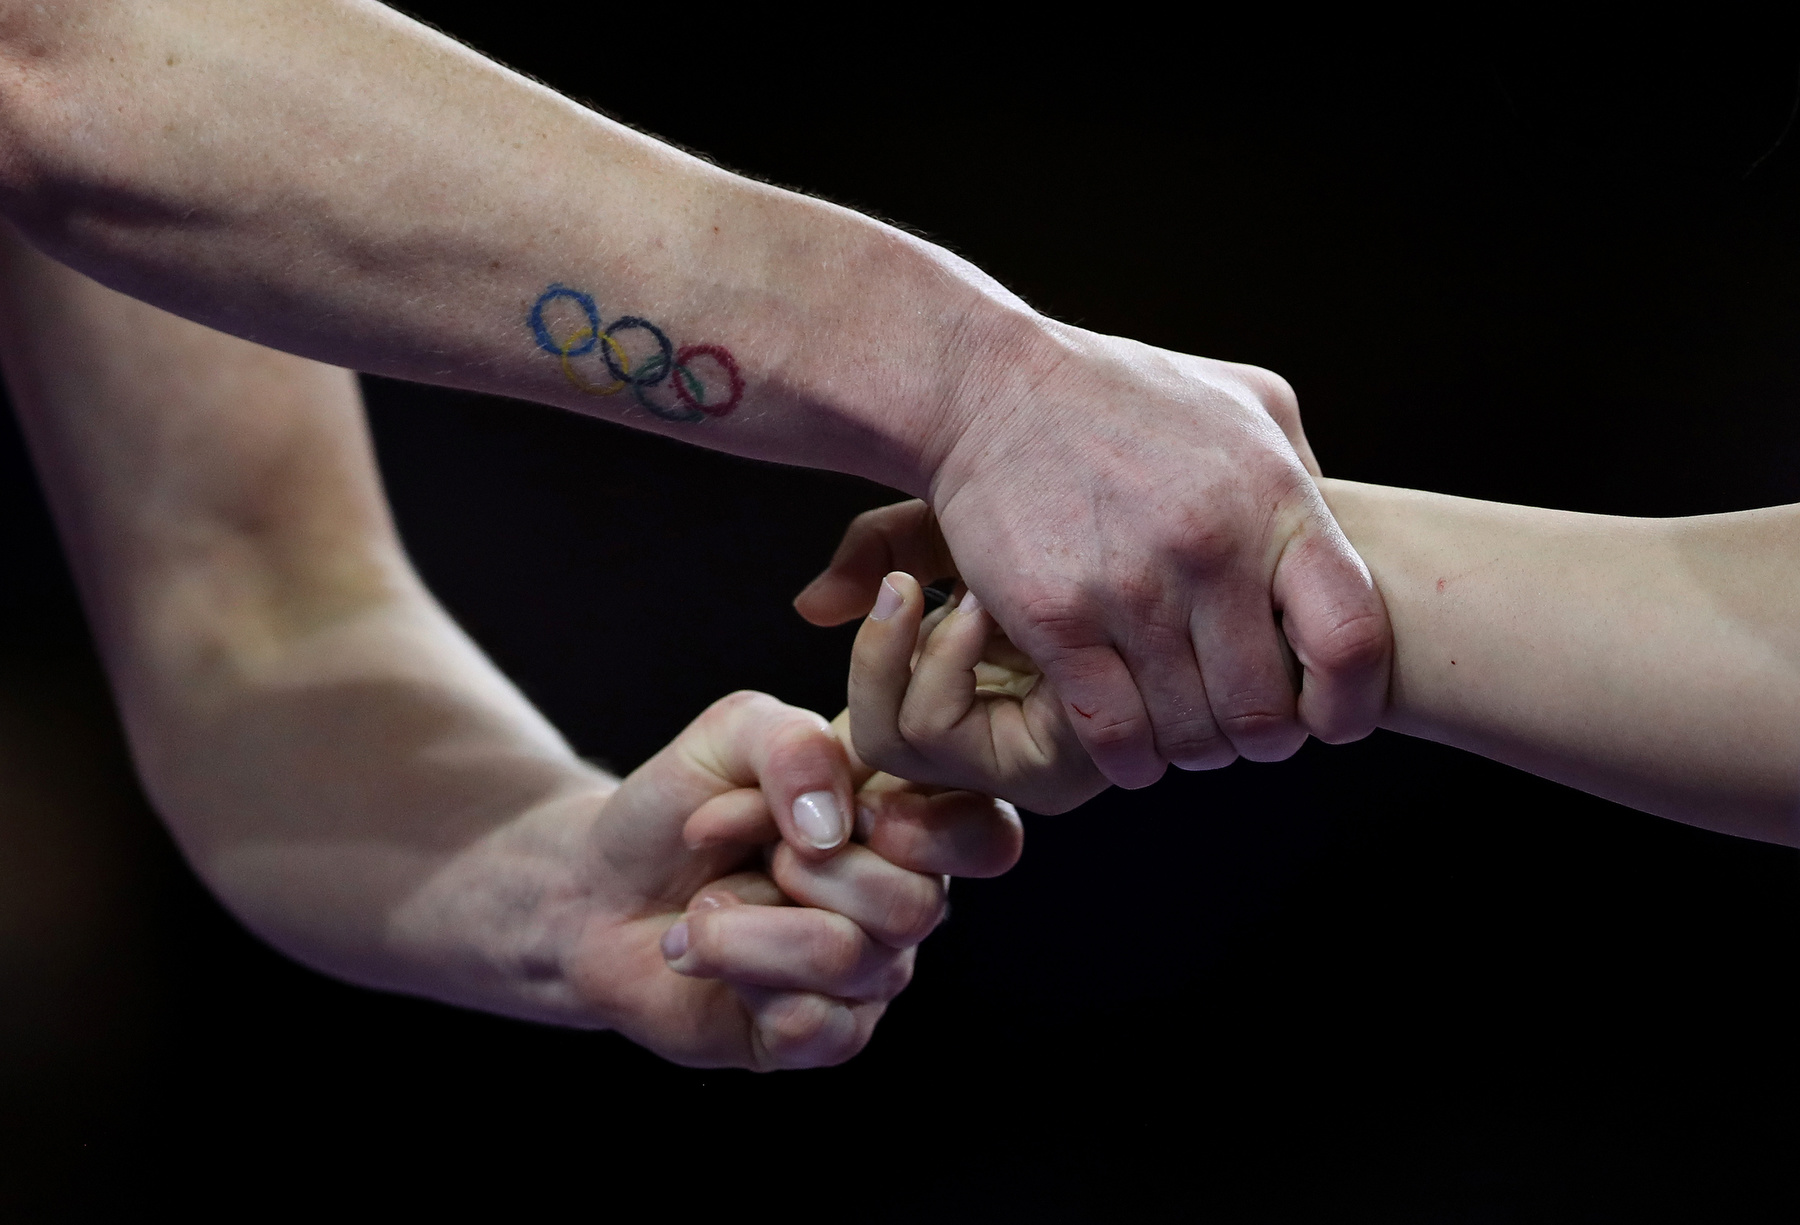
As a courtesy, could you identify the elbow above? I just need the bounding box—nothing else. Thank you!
[0,1,141,242]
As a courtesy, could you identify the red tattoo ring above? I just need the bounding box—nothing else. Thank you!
[672,344,745,418]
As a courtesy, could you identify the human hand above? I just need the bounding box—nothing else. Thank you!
[841,571,1107,815]
[547,691,1020,1069]
[799,330,1391,789]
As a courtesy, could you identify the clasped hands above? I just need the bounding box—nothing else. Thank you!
[571,348,1390,1070]
[809,334,1393,787]
[575,690,1028,1069]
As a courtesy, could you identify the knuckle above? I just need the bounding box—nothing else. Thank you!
[1163,510,1242,577]
[1154,716,1231,765]
[1016,587,1107,655]
[1122,609,1192,662]
[759,995,843,1065]
[1260,371,1301,421]
[1210,678,1297,735]
[1112,567,1173,617]
[877,877,948,948]
[1306,606,1391,678]
[894,706,953,751]
[766,717,834,766]
[1216,705,1299,746]
[860,951,916,1002]
[1080,708,1150,751]
[837,507,892,554]
[808,916,867,982]
[704,689,778,724]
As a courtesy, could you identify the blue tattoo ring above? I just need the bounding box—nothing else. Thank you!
[530,285,600,357]
[599,316,674,387]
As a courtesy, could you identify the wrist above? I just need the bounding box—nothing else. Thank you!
[747,204,1050,497]
[915,283,1062,504]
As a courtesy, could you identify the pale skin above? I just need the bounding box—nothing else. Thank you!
[834,494,1800,846]
[1319,480,1800,845]
[0,0,1391,788]
[0,229,1024,1070]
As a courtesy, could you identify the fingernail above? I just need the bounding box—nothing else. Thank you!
[856,803,877,841]
[958,588,983,617]
[660,920,690,960]
[872,577,903,621]
[792,790,846,848]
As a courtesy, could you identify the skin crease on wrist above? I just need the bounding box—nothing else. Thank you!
[0,0,1394,799]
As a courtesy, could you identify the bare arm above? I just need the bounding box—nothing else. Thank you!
[0,0,1390,789]
[1322,479,1800,845]
[0,0,977,486]
[0,227,1021,1067]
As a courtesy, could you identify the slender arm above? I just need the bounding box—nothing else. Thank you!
[0,217,614,1004]
[1322,479,1800,845]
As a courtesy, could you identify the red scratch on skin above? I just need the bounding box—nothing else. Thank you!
[1071,703,1096,719]
[1435,559,1498,593]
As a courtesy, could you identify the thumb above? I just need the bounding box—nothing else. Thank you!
[676,691,859,861]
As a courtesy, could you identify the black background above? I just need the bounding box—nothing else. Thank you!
[2,10,1799,1221]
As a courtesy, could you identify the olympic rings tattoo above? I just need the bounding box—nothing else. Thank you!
[528,284,744,424]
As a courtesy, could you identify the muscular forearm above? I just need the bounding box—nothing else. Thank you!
[1322,478,1800,844]
[0,3,1399,793]
[0,0,1033,491]
[0,225,616,1013]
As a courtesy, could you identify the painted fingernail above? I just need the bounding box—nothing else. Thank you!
[958,589,983,617]
[856,803,877,841]
[792,790,846,848]
[872,577,904,621]
[660,920,690,961]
